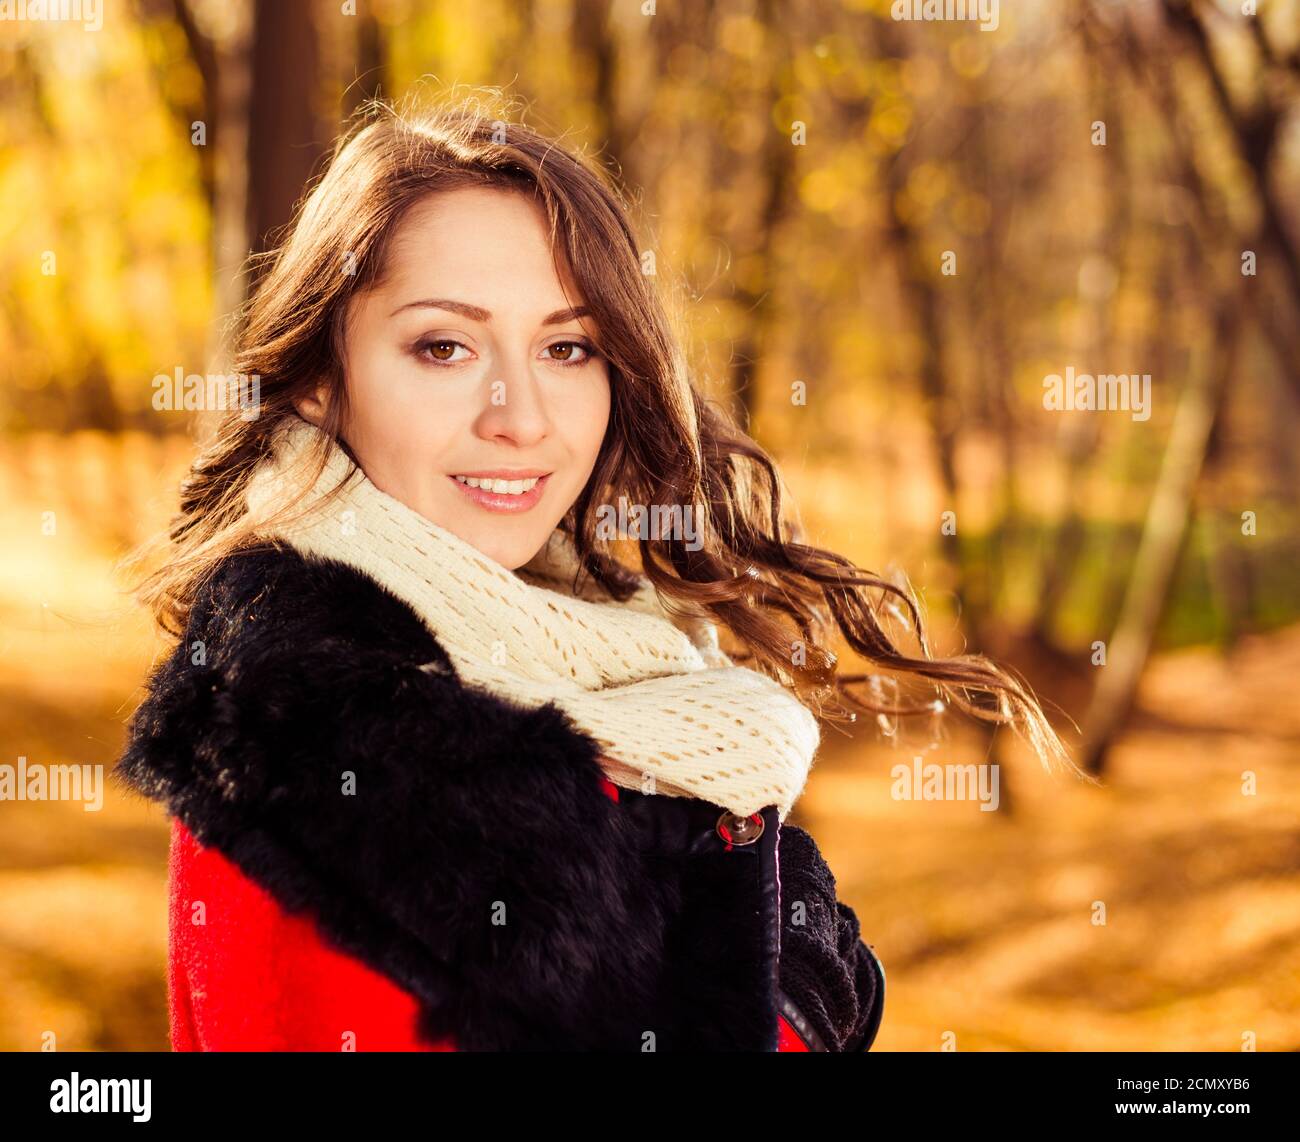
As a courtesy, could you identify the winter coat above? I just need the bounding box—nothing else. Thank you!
[114,543,886,1052]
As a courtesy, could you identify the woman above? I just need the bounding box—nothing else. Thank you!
[115,95,1079,1052]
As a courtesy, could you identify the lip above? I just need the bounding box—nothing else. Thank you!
[452,468,552,479]
[448,472,551,513]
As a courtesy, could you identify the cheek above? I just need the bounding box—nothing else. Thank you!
[343,350,461,488]
[346,339,431,421]
[570,378,612,463]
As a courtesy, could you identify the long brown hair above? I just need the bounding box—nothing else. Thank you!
[124,87,1089,782]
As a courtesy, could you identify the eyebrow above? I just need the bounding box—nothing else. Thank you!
[388,298,593,326]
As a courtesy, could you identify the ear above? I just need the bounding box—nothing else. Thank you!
[294,384,329,426]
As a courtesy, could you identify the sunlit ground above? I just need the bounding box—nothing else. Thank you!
[1,432,1296,1050]
[804,623,1300,1051]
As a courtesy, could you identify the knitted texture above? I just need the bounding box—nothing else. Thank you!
[243,417,821,820]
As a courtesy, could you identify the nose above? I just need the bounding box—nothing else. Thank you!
[473,355,553,449]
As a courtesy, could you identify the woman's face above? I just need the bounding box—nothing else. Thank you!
[302,186,611,570]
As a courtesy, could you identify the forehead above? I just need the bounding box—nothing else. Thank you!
[378,186,581,301]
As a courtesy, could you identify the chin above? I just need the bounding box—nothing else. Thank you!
[455,525,548,572]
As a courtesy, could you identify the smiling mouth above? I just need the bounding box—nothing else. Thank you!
[451,474,545,495]
[448,472,552,512]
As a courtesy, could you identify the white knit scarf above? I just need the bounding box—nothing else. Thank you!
[242,417,820,820]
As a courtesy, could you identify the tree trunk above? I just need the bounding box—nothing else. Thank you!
[1078,301,1244,773]
[246,0,325,261]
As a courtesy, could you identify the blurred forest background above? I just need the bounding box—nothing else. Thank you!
[2,0,1298,1051]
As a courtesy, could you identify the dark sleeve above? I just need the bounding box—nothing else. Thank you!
[777,822,885,1052]
[114,546,680,1052]
[835,899,886,1051]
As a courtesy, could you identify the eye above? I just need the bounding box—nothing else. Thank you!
[543,339,598,368]
[413,338,473,366]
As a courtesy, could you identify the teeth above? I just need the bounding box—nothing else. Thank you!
[453,475,542,495]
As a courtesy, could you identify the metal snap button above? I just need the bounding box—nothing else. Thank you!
[715,810,764,846]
